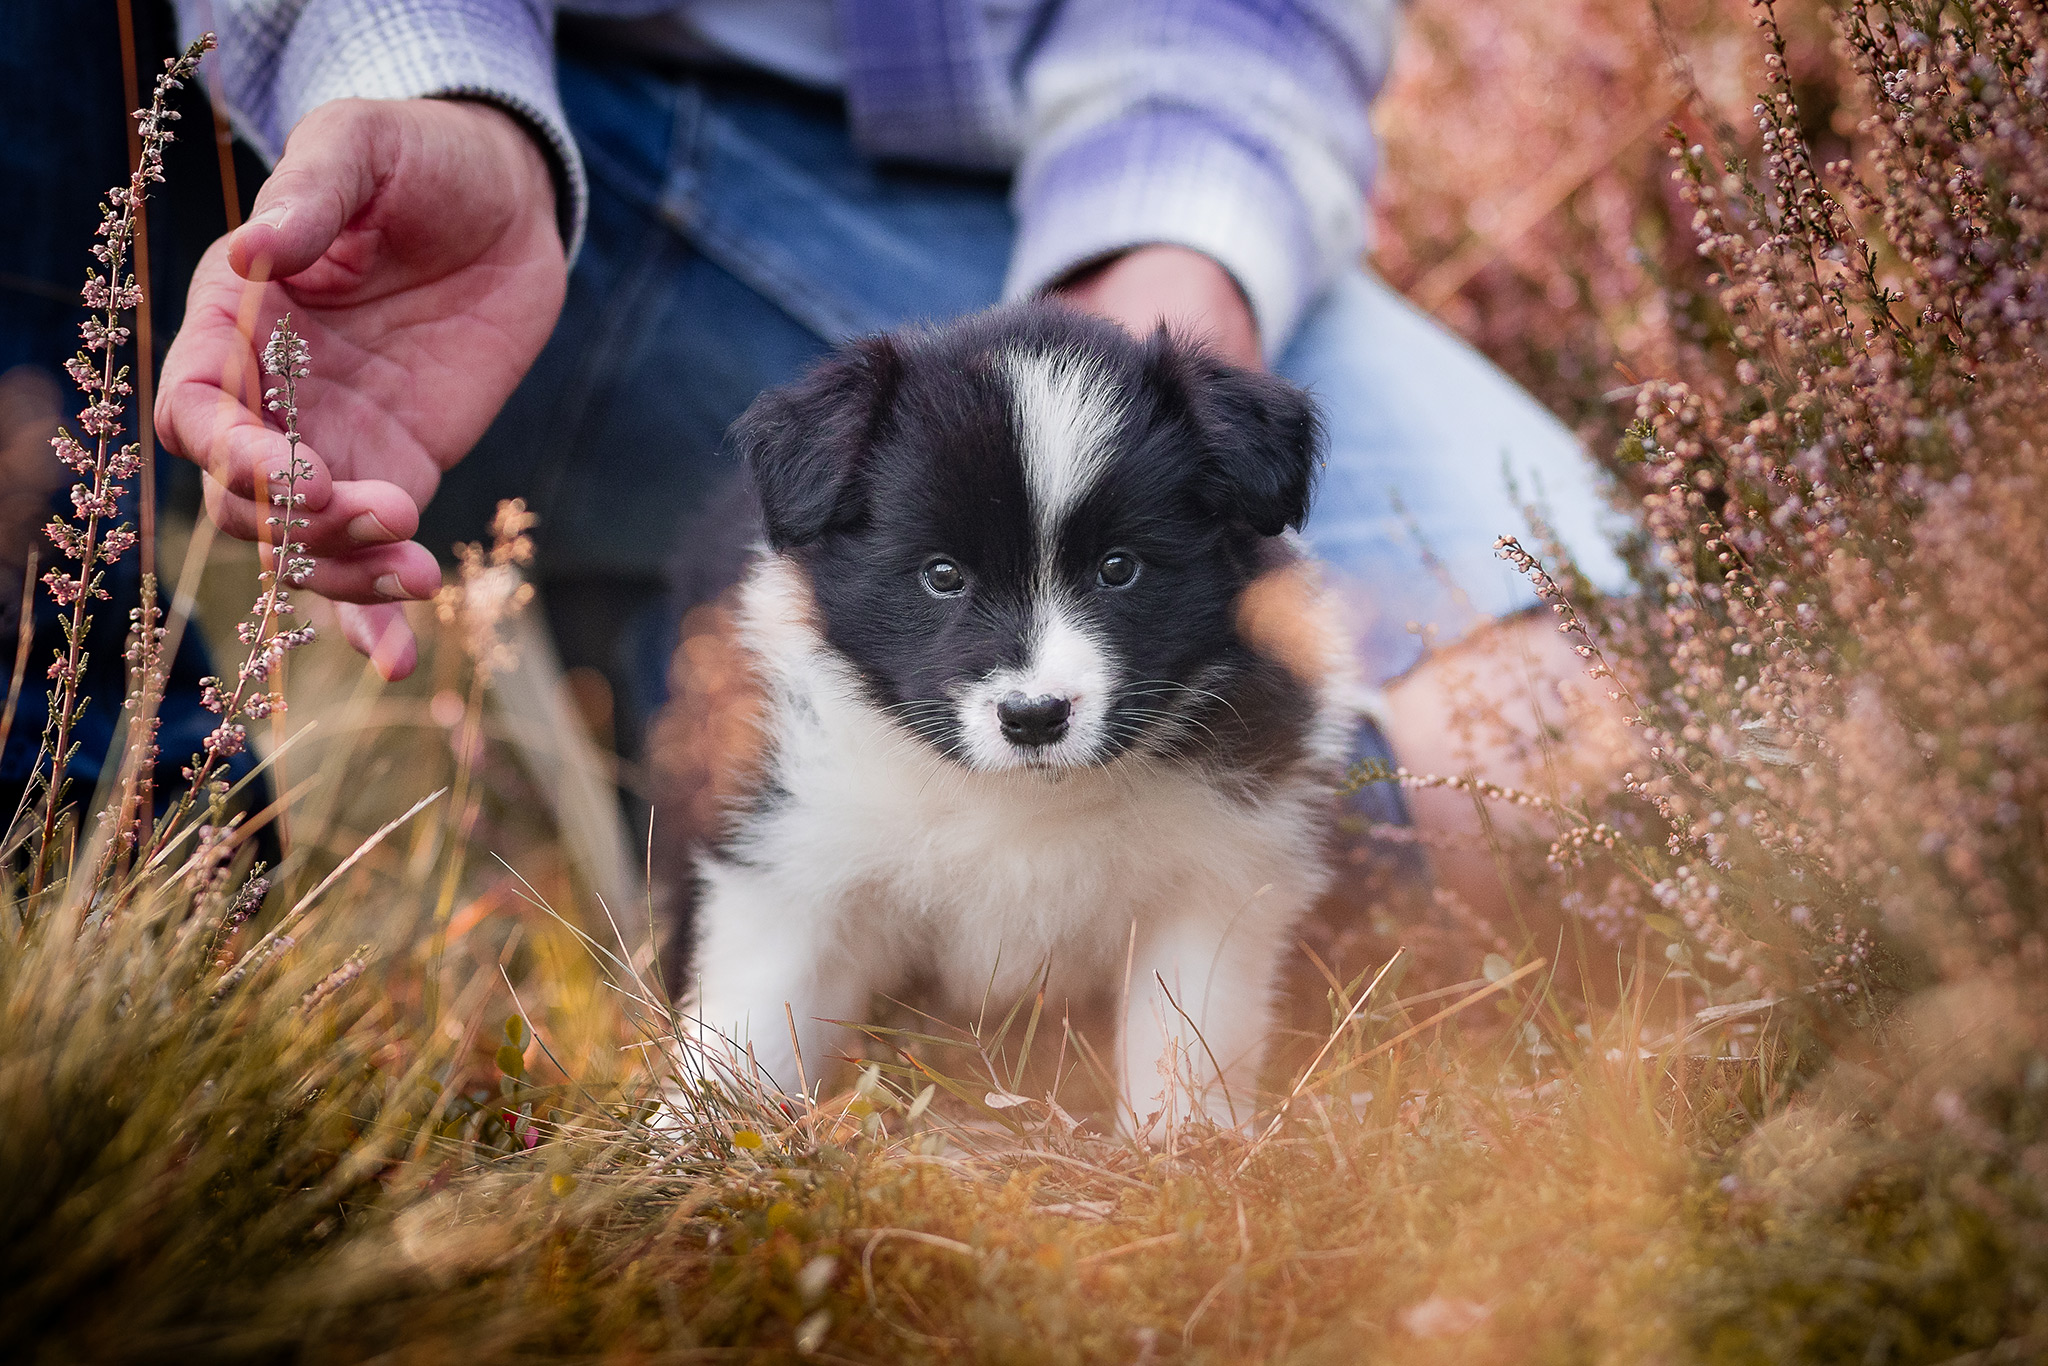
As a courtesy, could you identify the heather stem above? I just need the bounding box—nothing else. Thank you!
[29,35,213,894]
[156,316,317,851]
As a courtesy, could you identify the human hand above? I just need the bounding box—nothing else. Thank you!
[157,97,568,680]
[1054,244,1261,369]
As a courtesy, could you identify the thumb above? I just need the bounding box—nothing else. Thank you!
[228,100,386,281]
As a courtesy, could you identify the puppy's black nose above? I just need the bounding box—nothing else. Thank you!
[997,692,1071,746]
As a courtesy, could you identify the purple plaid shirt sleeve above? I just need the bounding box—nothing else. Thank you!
[1003,1,1396,358]
[174,0,596,253]
[178,0,1395,355]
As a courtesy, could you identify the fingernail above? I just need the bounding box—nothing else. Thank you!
[374,573,408,601]
[348,512,397,544]
[250,204,288,229]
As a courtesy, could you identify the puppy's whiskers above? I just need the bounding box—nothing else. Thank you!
[1123,678,1246,730]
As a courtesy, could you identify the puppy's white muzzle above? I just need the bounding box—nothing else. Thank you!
[954,598,1115,771]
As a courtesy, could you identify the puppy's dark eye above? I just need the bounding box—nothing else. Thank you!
[1096,551,1140,589]
[921,557,966,597]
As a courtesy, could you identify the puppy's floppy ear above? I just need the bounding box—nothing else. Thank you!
[735,335,902,551]
[1153,337,1322,537]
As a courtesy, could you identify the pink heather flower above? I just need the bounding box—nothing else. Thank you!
[203,723,247,759]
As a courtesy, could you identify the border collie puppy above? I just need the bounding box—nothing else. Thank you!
[652,302,1356,1133]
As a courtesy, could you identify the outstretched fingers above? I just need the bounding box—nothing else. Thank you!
[210,474,439,605]
[296,540,442,608]
[198,462,426,561]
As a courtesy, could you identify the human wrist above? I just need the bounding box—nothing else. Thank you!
[1054,245,1262,369]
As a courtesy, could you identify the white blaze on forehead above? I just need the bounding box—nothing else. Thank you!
[999,347,1125,552]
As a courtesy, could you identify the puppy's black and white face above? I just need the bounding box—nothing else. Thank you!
[734,304,1321,773]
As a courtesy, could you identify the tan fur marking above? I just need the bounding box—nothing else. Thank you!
[646,596,769,844]
[1235,560,1344,687]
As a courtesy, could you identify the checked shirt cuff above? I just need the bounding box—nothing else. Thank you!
[263,0,586,256]
[1003,106,1329,363]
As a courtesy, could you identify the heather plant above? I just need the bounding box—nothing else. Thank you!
[21,34,211,887]
[165,315,318,835]
[1373,0,2048,1035]
[1527,0,2048,1017]
[1434,10,2048,1345]
[1372,0,1846,444]
[5,29,328,885]
[423,498,539,1010]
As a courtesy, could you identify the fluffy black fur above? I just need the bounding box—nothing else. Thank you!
[728,302,1323,773]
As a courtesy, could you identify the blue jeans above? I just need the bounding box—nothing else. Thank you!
[432,54,1627,785]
